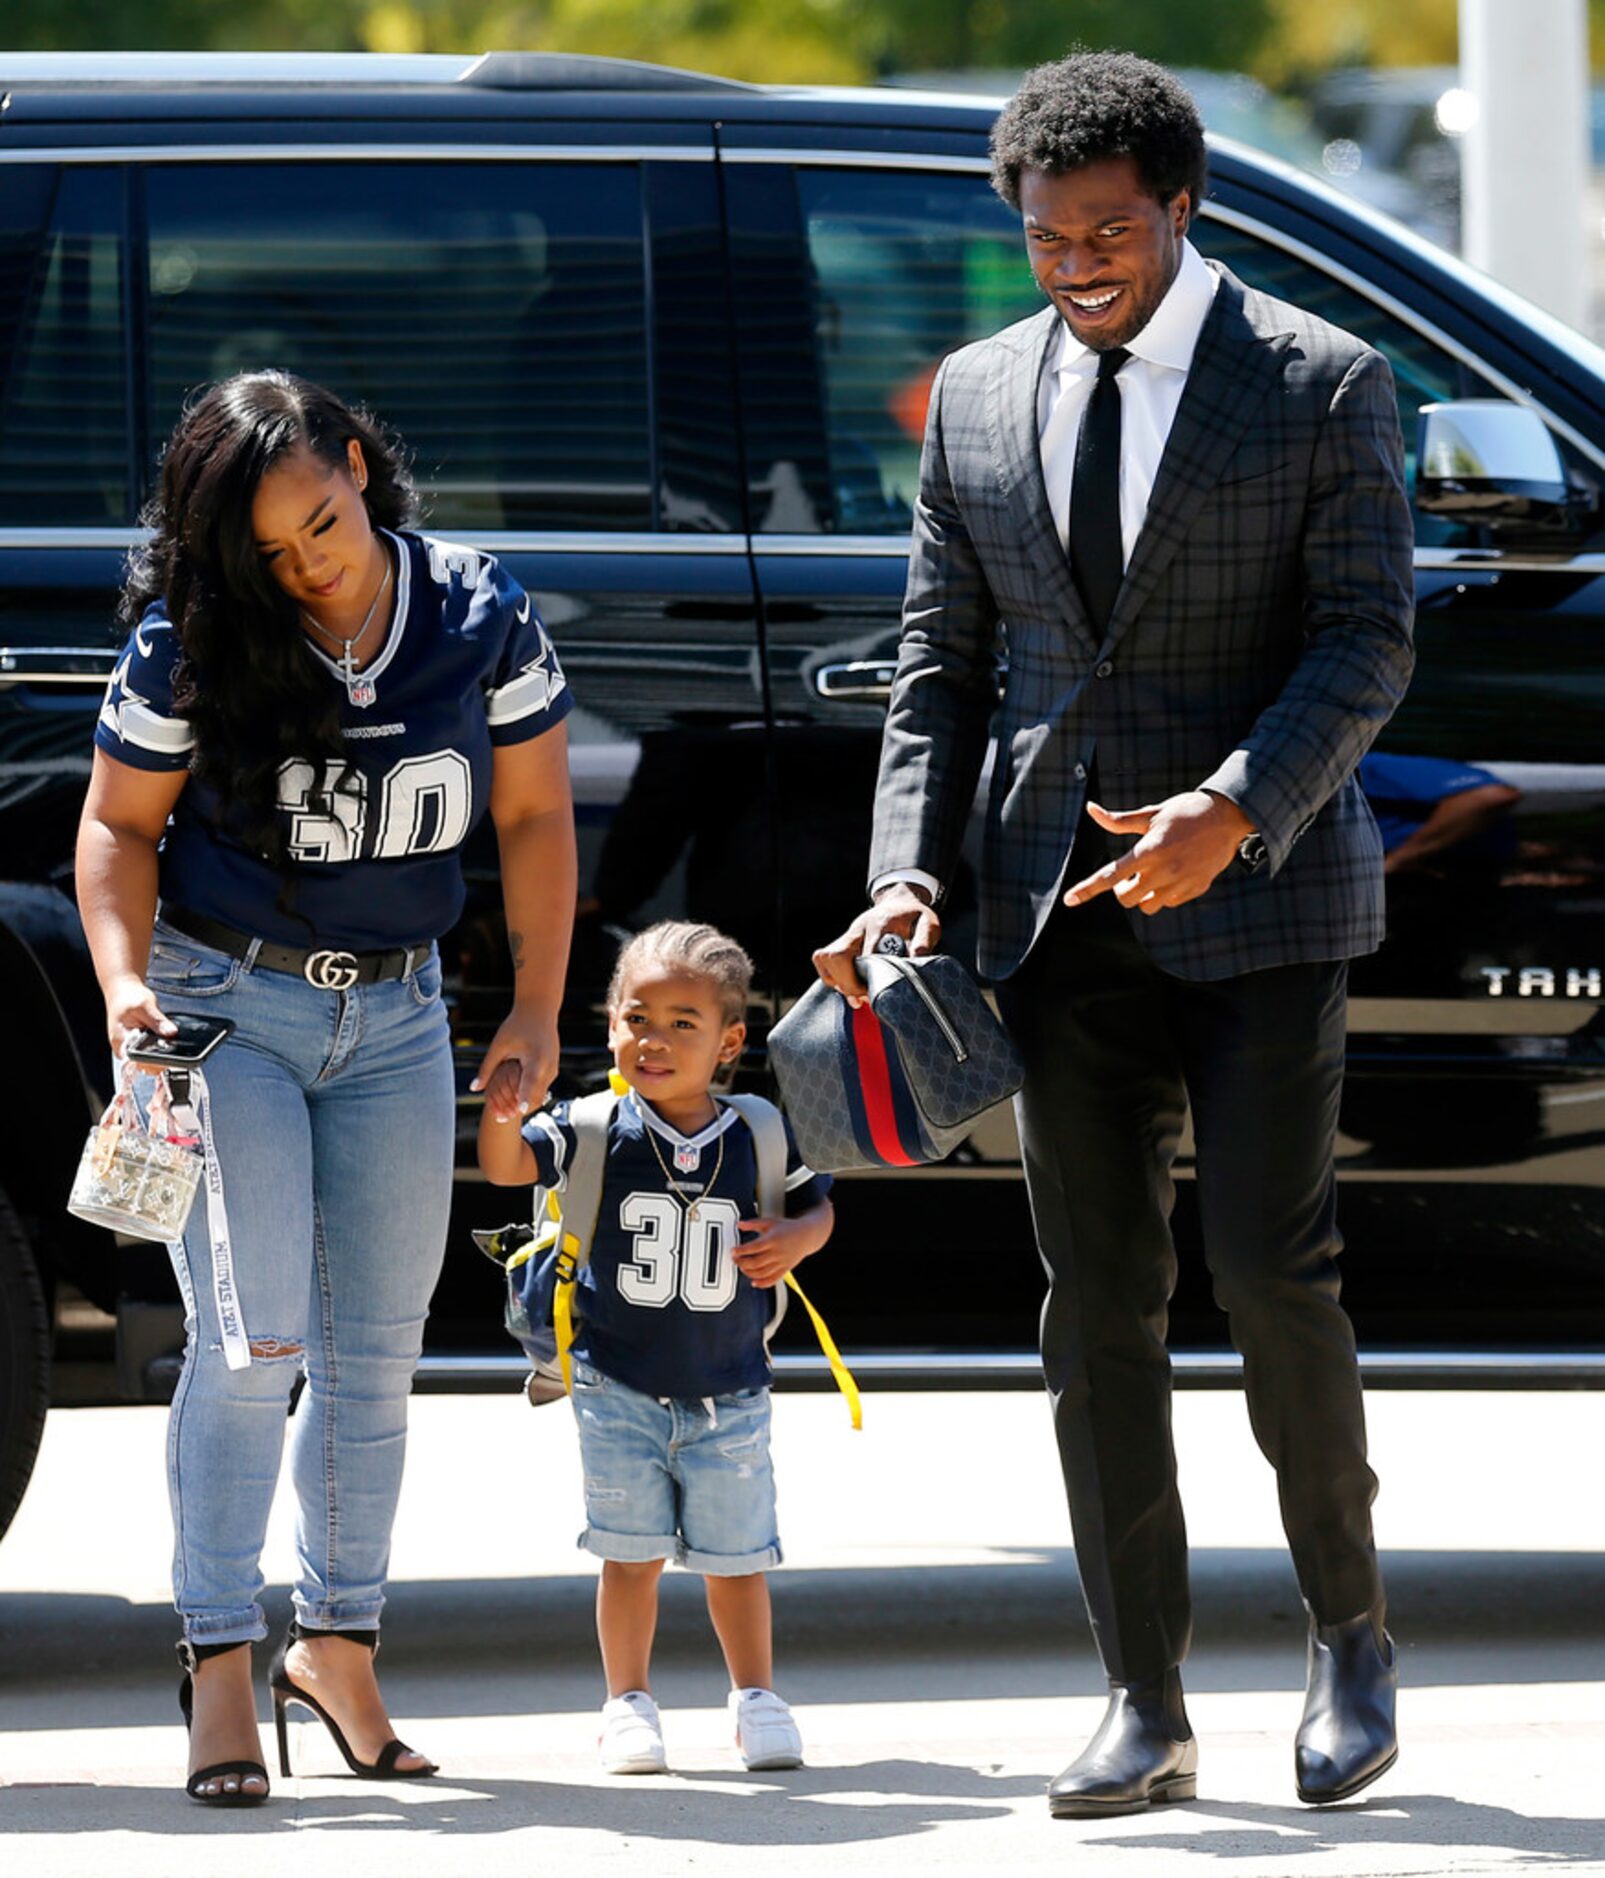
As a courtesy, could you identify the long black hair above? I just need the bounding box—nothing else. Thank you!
[122,371,418,867]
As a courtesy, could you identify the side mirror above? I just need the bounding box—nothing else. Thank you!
[1416,400,1586,527]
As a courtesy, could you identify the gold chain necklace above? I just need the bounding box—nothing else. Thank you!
[644,1113,724,1222]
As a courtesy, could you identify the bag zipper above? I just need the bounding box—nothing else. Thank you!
[884,957,967,1063]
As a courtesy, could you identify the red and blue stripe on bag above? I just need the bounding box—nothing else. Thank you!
[836,995,933,1167]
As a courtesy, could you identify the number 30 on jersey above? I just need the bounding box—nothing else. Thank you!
[279,752,473,863]
[616,1194,743,1312]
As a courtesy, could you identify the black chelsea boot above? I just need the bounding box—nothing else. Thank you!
[1048,1668,1198,1818]
[1295,1606,1398,1804]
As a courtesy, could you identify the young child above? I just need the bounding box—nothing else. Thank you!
[478,920,834,1776]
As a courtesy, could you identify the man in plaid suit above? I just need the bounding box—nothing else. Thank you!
[815,54,1414,1816]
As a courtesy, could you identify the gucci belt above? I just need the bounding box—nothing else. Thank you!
[157,905,430,990]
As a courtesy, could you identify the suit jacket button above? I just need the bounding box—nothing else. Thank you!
[1094,660,1114,679]
[1073,762,1087,780]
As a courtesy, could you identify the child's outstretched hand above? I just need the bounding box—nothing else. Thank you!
[733,1206,831,1289]
[481,1057,528,1126]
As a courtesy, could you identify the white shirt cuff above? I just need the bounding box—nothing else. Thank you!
[870,868,941,904]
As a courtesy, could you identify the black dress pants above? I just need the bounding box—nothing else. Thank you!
[996,886,1382,1685]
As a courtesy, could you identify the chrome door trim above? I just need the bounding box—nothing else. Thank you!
[0,646,119,687]
[0,142,713,165]
[1412,548,1605,573]
[0,527,749,555]
[755,537,1605,574]
[721,147,993,173]
[10,531,1605,578]
[0,528,142,551]
[752,534,909,557]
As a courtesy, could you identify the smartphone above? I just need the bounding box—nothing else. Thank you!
[126,1014,236,1066]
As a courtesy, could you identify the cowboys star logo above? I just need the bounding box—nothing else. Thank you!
[97,653,142,742]
[511,638,566,713]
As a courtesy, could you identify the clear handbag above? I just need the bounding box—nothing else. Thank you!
[67,1063,205,1243]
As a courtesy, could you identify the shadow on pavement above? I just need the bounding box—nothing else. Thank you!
[3,1548,1602,1713]
[1106,1793,1605,1865]
[0,1759,1035,1845]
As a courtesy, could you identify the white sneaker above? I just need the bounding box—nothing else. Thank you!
[729,1687,803,1771]
[599,1690,668,1774]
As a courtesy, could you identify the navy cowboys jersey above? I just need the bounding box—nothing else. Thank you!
[93,531,571,949]
[521,1091,832,1400]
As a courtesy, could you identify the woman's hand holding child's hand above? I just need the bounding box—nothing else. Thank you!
[471,1008,560,1114]
[480,1058,528,1125]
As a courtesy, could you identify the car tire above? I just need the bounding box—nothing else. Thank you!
[0,1186,50,1543]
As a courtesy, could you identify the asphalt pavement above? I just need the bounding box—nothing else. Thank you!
[2,1386,1603,1875]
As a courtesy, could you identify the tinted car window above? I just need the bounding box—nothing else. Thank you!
[0,166,129,526]
[143,162,652,531]
[775,164,1525,548]
[1193,218,1502,544]
[791,168,1040,534]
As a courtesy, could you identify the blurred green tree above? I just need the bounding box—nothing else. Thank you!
[6,0,1604,80]
[4,0,1269,76]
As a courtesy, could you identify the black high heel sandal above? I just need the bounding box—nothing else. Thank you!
[178,1639,271,1806]
[269,1621,438,1780]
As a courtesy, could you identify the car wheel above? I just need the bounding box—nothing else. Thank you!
[0,1186,50,1543]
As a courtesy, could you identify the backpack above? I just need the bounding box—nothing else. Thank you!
[476,1089,861,1427]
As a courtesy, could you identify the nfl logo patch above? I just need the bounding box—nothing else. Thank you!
[674,1142,700,1173]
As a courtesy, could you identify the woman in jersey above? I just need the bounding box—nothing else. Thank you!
[76,371,575,1805]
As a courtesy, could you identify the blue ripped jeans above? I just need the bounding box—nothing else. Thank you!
[146,917,454,1648]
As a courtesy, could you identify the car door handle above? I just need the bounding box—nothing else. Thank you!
[813,660,896,700]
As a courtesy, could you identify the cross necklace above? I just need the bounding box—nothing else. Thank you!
[301,543,393,708]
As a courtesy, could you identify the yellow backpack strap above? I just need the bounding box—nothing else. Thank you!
[781,1272,862,1432]
[721,1093,861,1430]
[545,1089,620,1394]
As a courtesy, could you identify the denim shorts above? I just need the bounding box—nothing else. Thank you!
[571,1360,782,1575]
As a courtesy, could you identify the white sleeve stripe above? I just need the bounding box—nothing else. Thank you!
[785,1164,816,1192]
[532,1111,568,1189]
[120,701,195,754]
[486,664,567,727]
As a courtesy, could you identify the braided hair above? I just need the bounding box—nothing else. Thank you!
[608,921,755,1025]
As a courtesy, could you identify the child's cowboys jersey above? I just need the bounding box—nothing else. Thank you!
[94,531,571,949]
[522,1089,831,1400]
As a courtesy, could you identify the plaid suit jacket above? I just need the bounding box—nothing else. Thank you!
[867,264,1416,983]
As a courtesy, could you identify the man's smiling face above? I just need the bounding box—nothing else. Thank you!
[1020,155,1190,352]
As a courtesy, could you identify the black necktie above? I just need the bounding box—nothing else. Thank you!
[1067,346,1130,632]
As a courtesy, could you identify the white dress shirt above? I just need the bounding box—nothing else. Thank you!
[874,241,1219,908]
[1038,237,1219,566]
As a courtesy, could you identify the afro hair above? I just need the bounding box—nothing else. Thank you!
[990,51,1207,218]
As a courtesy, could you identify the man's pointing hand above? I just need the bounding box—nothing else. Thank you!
[1062,790,1255,916]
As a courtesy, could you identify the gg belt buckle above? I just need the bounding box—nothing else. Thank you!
[304,948,361,991]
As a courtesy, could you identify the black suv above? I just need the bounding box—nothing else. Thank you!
[5,51,1605,1541]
